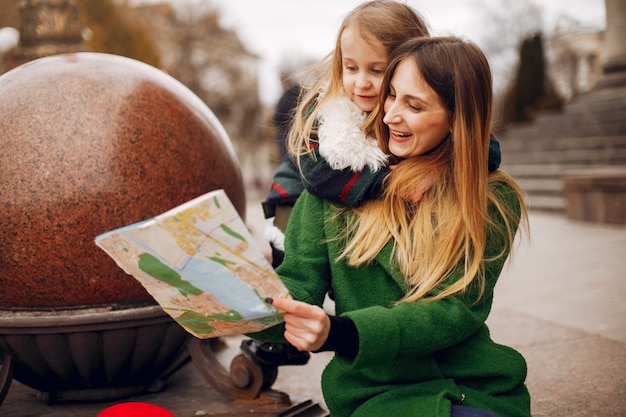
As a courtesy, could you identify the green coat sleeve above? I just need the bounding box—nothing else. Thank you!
[275,191,334,306]
[247,190,333,342]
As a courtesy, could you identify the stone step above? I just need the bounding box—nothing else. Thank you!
[565,99,626,117]
[493,83,626,213]
[504,163,602,177]
[525,194,566,211]
[502,146,626,165]
[503,164,590,212]
[495,83,626,142]
[498,115,626,140]
[565,86,626,110]
[500,135,626,152]
[562,166,626,224]
[503,163,626,213]
[499,134,626,166]
[515,177,564,193]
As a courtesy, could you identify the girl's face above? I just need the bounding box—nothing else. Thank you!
[383,58,451,159]
[340,27,388,113]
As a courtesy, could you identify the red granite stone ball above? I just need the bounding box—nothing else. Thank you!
[0,52,245,309]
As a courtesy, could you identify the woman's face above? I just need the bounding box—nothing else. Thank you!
[340,26,388,113]
[383,58,451,159]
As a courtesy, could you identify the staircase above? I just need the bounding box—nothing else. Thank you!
[496,78,626,212]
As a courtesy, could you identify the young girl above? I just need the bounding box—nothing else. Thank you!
[249,0,436,368]
[255,36,531,417]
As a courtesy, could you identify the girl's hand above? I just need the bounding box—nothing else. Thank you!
[267,297,330,352]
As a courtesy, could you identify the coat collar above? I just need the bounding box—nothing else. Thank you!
[375,240,407,290]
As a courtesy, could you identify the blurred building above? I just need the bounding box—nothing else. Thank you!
[0,0,85,73]
[548,19,605,102]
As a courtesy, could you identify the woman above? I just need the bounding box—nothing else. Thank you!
[253,36,531,417]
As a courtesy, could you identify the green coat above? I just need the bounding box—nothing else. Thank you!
[254,184,531,417]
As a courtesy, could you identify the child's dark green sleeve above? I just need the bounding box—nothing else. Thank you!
[298,146,389,207]
[488,134,502,172]
[262,158,304,219]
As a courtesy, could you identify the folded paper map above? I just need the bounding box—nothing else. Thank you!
[95,189,289,338]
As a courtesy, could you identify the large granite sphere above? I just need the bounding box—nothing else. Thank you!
[0,52,245,309]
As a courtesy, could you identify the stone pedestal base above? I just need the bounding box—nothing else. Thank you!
[563,167,626,224]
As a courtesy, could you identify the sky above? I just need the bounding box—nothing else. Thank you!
[146,0,607,106]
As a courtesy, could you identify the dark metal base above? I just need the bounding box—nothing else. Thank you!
[0,306,190,405]
[188,337,329,416]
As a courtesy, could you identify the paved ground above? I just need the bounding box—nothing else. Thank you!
[2,198,625,416]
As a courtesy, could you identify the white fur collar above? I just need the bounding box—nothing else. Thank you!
[317,94,388,172]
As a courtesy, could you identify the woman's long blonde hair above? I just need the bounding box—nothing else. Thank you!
[341,37,528,303]
[287,0,429,166]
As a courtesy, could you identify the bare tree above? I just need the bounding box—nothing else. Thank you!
[77,0,161,67]
[499,32,564,125]
[133,0,268,190]
[475,0,544,94]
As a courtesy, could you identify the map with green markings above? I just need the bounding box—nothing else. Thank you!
[96,189,290,338]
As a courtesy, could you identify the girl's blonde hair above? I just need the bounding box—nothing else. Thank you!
[341,37,528,303]
[287,0,429,164]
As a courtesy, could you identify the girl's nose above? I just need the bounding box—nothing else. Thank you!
[355,73,371,89]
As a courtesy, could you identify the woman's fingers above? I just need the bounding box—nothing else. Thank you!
[267,296,330,351]
[270,296,321,318]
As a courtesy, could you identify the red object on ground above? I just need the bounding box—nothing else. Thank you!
[98,402,177,417]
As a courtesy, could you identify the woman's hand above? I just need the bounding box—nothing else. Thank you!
[267,297,330,352]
